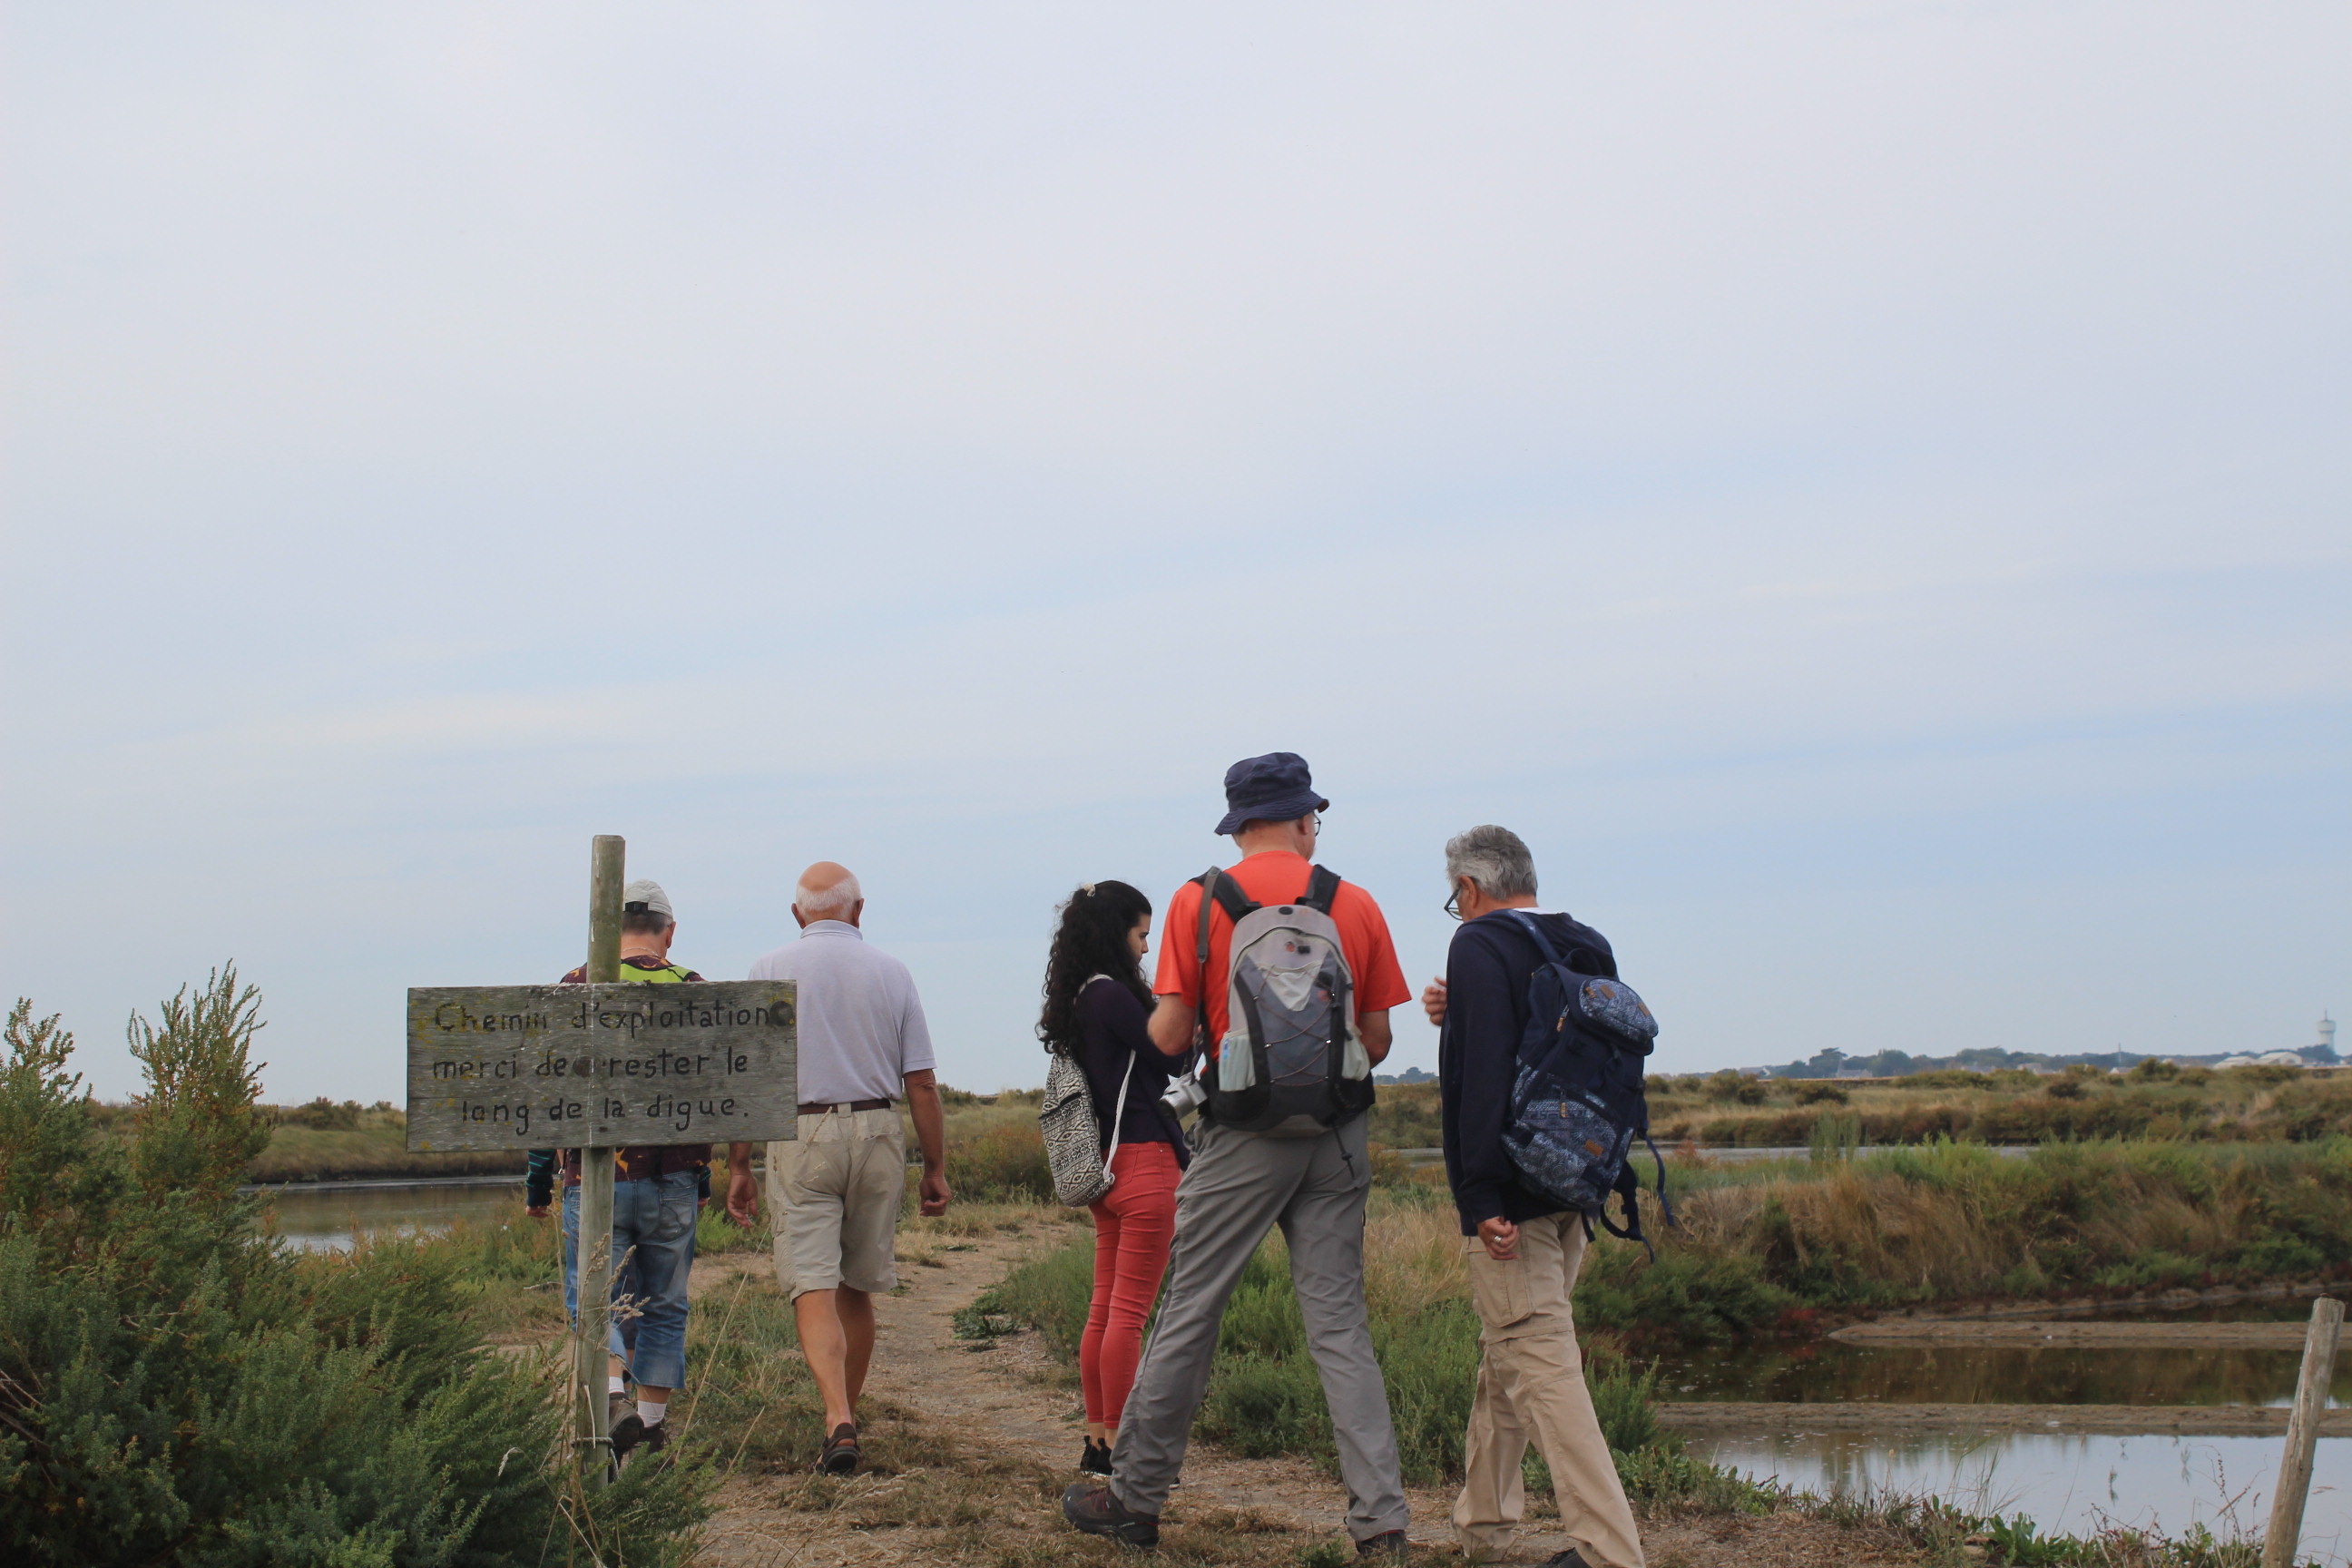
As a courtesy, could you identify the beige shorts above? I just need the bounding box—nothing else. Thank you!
[766,1107,905,1300]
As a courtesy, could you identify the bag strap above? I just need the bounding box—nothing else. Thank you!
[1103,1049,1134,1175]
[1301,863,1342,916]
[1504,908,1564,965]
[1196,867,1259,926]
[1190,867,1259,1055]
[1594,1136,1677,1262]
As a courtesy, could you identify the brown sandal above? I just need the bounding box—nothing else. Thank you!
[819,1422,859,1475]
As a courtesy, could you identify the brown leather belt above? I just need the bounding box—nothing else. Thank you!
[798,1098,893,1115]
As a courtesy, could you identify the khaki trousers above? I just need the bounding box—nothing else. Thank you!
[1453,1213,1645,1568]
[763,1108,906,1300]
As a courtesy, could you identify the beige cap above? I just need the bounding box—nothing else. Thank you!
[622,878,673,920]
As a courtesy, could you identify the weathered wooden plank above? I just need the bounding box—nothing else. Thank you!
[575,835,625,1487]
[405,980,799,1152]
[2264,1296,2344,1568]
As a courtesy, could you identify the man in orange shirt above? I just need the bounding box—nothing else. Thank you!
[1064,753,1414,1557]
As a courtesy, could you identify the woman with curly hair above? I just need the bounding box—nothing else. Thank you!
[1039,879,1189,1476]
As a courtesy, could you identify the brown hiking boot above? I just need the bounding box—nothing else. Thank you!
[605,1392,646,1460]
[1063,1481,1160,1546]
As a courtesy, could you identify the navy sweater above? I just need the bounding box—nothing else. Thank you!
[1438,908,1620,1237]
[1076,978,1190,1164]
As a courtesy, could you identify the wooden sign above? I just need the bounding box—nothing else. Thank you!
[405,981,799,1152]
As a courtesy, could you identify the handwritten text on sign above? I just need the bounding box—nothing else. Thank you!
[405,982,799,1152]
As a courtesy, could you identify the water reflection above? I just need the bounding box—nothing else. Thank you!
[259,1180,522,1252]
[1650,1301,2352,1407]
[1690,1430,2352,1565]
[1649,1339,2352,1407]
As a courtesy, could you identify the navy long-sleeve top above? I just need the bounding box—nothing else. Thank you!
[1076,977,1190,1165]
[1438,907,1619,1237]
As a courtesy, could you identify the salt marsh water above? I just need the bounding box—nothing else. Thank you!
[1651,1307,2352,1407]
[1661,1300,2352,1561]
[257,1177,522,1251]
[1689,1429,2352,1563]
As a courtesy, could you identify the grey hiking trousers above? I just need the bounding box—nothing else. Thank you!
[1109,1112,1408,1542]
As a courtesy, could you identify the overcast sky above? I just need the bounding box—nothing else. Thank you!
[4,3,2346,1103]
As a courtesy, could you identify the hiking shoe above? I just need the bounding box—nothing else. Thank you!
[1357,1530,1409,1560]
[605,1393,647,1461]
[1079,1437,1113,1476]
[1539,1553,1592,1568]
[819,1422,859,1475]
[1062,1481,1160,1547]
[635,1421,669,1458]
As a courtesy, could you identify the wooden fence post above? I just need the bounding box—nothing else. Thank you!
[573,834,626,1487]
[2263,1295,2344,1568]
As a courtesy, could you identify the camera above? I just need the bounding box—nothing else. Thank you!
[1161,1068,1208,1119]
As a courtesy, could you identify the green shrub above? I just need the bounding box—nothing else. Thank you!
[946,1121,1054,1203]
[983,1231,1098,1359]
[0,974,706,1565]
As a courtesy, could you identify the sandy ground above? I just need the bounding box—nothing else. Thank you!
[682,1228,1933,1568]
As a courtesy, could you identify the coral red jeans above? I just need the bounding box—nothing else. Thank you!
[1080,1139,1181,1428]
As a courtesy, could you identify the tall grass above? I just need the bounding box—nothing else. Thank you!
[1633,1137,2352,1317]
[990,1138,2352,1474]
[1630,1063,2352,1149]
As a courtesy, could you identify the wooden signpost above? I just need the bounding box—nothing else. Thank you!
[406,836,798,1484]
[2264,1295,2345,1568]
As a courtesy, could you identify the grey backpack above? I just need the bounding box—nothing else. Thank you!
[1039,975,1134,1207]
[1195,865,1376,1136]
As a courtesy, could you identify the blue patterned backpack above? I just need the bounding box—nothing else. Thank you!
[1499,912,1672,1250]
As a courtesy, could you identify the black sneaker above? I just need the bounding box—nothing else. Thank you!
[635,1420,669,1457]
[1079,1438,1113,1475]
[819,1422,859,1475]
[1357,1530,1409,1560]
[1062,1481,1160,1547]
[1539,1553,1592,1568]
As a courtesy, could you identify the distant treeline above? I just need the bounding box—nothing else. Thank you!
[1762,1044,2339,1080]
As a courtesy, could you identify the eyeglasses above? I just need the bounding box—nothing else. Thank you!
[1443,885,1463,921]
[1311,811,1323,833]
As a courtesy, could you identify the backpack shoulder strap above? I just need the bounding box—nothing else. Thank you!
[1504,908,1564,965]
[1301,864,1343,915]
[1191,867,1257,1059]
[1193,867,1259,939]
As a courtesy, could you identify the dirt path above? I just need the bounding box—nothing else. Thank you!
[687,1225,1929,1568]
[691,1225,1468,1562]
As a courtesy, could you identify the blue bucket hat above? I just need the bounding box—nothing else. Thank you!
[1213,752,1330,837]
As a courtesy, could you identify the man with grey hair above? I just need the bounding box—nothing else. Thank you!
[1420,827,1646,1568]
[746,861,951,1475]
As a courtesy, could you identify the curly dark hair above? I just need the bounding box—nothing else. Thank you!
[1037,880,1155,1054]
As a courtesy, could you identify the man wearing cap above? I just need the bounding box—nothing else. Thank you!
[1063,754,1416,1556]
[524,877,759,1460]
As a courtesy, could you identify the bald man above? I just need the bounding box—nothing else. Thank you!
[746,862,950,1475]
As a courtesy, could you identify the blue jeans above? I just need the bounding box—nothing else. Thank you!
[562,1171,699,1390]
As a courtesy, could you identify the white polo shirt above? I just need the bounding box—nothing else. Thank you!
[747,921,937,1104]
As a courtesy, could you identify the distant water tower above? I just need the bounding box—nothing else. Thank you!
[2322,1013,2338,1057]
